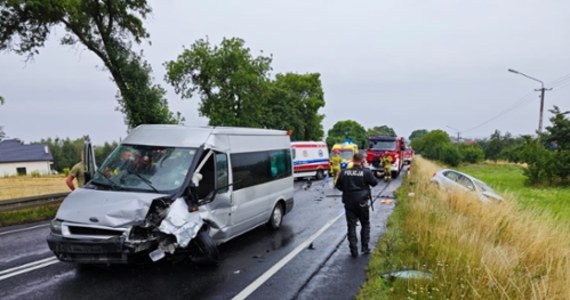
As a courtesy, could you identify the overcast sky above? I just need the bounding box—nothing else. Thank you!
[1,0,570,145]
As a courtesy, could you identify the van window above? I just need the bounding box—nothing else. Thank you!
[231,149,291,190]
[215,153,229,193]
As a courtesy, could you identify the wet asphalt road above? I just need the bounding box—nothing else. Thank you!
[0,171,403,300]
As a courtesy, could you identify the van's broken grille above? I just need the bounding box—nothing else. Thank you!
[68,226,124,236]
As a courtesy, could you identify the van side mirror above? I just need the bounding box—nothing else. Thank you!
[192,172,203,187]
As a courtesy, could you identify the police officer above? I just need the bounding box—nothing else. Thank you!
[335,152,378,257]
[382,155,393,182]
[330,149,343,184]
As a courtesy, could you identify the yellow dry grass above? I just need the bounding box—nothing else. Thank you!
[0,175,70,201]
[404,157,570,299]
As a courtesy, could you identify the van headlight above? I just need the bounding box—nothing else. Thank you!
[50,219,63,234]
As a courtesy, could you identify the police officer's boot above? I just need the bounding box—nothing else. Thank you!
[350,247,358,258]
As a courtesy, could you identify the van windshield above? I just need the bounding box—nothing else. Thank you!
[339,149,354,160]
[91,145,197,193]
[369,140,396,150]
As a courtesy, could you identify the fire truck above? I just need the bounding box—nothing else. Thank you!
[366,135,405,178]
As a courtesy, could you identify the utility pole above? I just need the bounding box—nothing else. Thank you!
[536,86,552,134]
[508,69,551,135]
[445,125,461,143]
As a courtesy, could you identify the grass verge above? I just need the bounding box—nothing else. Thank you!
[0,203,59,227]
[358,157,570,299]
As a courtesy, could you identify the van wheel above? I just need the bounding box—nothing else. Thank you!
[315,170,324,180]
[267,203,284,230]
[190,230,219,266]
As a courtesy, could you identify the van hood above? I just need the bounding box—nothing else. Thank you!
[56,188,170,228]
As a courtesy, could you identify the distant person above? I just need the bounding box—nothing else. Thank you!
[330,149,342,184]
[335,153,378,257]
[381,155,393,182]
[66,152,85,191]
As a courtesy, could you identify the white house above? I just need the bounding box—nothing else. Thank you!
[0,139,54,176]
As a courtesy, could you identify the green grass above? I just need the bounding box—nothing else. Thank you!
[358,159,570,299]
[457,162,570,224]
[0,203,59,227]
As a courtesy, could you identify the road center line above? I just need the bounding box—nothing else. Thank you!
[0,224,50,237]
[232,212,345,300]
[0,257,59,281]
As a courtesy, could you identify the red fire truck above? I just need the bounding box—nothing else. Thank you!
[366,135,405,178]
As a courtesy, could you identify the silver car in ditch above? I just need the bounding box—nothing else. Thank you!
[431,169,503,203]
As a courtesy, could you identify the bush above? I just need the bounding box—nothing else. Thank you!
[31,171,41,178]
[519,139,557,185]
[439,144,462,166]
[459,144,485,163]
[62,167,70,176]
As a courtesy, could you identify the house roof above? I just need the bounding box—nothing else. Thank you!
[0,139,53,163]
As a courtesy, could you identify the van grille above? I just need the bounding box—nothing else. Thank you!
[68,226,124,237]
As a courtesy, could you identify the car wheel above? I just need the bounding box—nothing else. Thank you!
[315,169,324,180]
[190,230,219,266]
[267,203,284,231]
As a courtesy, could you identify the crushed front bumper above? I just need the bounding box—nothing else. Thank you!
[47,233,156,264]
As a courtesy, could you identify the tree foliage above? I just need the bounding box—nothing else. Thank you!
[411,130,452,160]
[0,0,179,127]
[165,37,272,127]
[326,120,367,149]
[367,125,395,137]
[38,137,118,172]
[165,37,326,140]
[266,73,325,141]
[409,129,428,141]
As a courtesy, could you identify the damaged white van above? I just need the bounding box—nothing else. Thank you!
[47,125,294,264]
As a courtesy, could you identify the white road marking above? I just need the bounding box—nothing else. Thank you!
[232,212,345,300]
[0,224,50,237]
[0,257,59,281]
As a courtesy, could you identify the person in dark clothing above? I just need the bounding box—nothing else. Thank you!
[335,152,378,257]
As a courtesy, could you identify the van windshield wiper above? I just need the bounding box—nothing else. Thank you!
[130,173,159,193]
[93,169,121,191]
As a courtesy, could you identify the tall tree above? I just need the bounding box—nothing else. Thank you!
[367,125,396,137]
[409,129,428,141]
[0,0,178,127]
[165,37,272,127]
[545,106,570,150]
[326,120,367,149]
[266,73,325,141]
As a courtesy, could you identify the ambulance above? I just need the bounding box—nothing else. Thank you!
[291,141,330,180]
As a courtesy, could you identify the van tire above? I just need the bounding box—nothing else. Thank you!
[315,170,325,180]
[267,203,284,230]
[190,230,219,266]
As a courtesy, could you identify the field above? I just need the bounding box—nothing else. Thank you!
[457,162,570,225]
[358,157,570,299]
[0,175,70,200]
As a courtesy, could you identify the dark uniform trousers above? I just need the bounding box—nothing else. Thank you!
[344,194,370,252]
[336,166,378,254]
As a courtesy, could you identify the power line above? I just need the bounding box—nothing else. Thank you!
[548,73,570,88]
[461,72,570,134]
[462,91,535,133]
